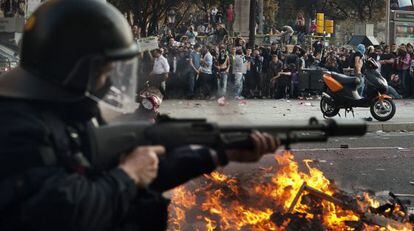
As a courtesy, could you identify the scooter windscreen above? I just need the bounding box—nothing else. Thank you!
[365,69,388,93]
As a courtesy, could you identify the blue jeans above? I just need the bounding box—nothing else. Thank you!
[217,72,228,97]
[187,71,197,97]
[399,69,412,98]
[388,86,402,99]
[234,73,244,97]
[356,74,365,97]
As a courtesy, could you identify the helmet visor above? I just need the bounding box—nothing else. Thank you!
[88,57,139,114]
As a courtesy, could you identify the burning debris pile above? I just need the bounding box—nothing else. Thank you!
[168,151,413,231]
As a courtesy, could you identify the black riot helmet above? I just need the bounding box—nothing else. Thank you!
[0,0,139,104]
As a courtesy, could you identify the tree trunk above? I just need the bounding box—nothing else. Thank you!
[148,11,158,35]
[248,0,256,48]
[258,0,264,34]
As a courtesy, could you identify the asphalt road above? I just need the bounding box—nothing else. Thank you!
[160,99,414,195]
[222,131,414,195]
[159,99,414,125]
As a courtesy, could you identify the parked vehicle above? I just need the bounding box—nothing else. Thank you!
[320,58,396,121]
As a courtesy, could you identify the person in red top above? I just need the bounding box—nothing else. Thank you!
[395,46,412,98]
[407,44,414,97]
[226,4,234,35]
[395,45,411,98]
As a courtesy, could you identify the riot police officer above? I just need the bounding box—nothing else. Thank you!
[0,0,278,230]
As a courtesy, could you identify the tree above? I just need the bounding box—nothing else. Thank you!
[109,0,189,36]
[276,0,385,23]
[335,0,386,21]
[263,0,279,28]
[109,0,236,37]
[190,0,219,17]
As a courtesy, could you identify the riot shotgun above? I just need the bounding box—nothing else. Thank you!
[88,116,367,171]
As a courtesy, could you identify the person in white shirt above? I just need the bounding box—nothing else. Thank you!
[150,49,170,96]
[185,26,197,45]
[233,49,245,99]
[198,47,213,99]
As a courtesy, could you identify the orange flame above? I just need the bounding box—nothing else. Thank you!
[168,151,408,230]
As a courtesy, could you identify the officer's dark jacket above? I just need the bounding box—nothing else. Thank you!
[0,99,217,231]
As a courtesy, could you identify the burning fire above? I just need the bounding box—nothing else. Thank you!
[168,151,411,230]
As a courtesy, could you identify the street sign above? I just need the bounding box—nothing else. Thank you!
[316,13,324,34]
[27,0,42,18]
[325,20,334,34]
[394,10,414,22]
[136,36,159,52]
[0,17,25,33]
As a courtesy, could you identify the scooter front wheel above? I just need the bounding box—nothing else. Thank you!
[370,98,396,122]
[320,96,339,117]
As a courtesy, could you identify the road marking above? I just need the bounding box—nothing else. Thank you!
[292,147,407,152]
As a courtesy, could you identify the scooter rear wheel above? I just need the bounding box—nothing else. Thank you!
[320,96,339,117]
[370,98,396,122]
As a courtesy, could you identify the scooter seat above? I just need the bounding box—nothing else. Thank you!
[331,72,361,86]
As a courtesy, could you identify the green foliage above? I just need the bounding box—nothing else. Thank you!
[109,0,386,36]
[264,0,278,25]
[109,0,236,36]
[276,0,386,22]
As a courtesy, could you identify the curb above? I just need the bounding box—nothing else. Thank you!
[367,122,414,132]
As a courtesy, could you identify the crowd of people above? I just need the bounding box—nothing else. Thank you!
[132,5,414,101]
[138,35,414,101]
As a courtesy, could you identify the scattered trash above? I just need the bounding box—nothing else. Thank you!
[217,97,226,106]
[375,168,386,171]
[340,144,349,149]
[329,163,334,166]
[319,160,327,163]
[239,100,247,105]
[304,102,313,106]
[409,182,414,185]
[375,191,390,197]
[376,130,385,134]
[398,147,405,150]
[407,207,414,215]
[286,100,290,103]
[363,117,373,121]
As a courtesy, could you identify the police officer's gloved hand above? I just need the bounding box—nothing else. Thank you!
[225,131,280,163]
[119,146,165,187]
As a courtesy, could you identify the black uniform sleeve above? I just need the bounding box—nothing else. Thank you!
[22,168,138,231]
[0,105,139,231]
[150,146,217,192]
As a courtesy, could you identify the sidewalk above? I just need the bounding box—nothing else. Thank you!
[159,99,414,132]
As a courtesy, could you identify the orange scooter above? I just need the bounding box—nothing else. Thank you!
[320,58,396,121]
